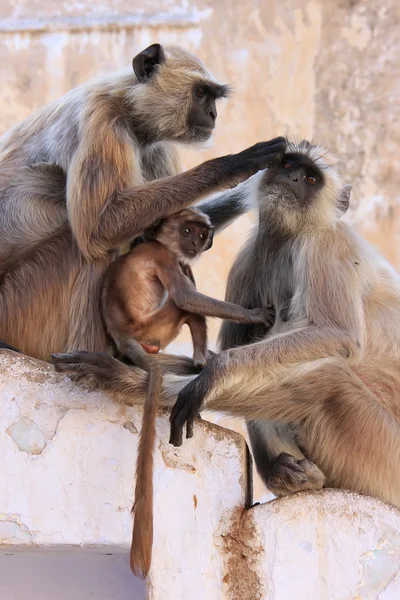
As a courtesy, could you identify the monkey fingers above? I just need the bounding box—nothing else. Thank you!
[169,380,204,447]
[260,306,276,327]
[234,139,287,179]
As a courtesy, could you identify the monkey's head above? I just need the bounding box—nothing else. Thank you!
[144,208,214,263]
[259,139,352,228]
[130,43,230,144]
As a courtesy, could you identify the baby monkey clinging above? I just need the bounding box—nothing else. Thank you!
[102,207,273,366]
[101,206,273,579]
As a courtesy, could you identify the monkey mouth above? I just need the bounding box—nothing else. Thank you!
[192,125,213,139]
[187,249,197,257]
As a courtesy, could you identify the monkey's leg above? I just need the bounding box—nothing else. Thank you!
[51,351,400,504]
[247,420,325,496]
[139,301,187,350]
[152,353,202,375]
[117,338,153,372]
[186,314,208,368]
[169,355,396,502]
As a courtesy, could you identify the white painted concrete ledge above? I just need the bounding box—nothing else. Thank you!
[1,352,400,600]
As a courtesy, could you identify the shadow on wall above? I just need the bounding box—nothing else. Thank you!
[0,549,146,600]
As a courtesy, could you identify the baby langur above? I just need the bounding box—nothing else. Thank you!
[101,207,273,578]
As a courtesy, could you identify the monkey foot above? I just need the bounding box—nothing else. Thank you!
[265,452,325,497]
[51,351,130,391]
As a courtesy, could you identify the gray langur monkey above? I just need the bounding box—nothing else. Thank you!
[51,139,400,510]
[101,206,273,578]
[0,42,285,360]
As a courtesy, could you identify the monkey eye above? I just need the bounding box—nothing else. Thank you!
[195,88,205,99]
[199,233,206,240]
[305,174,318,185]
[182,227,191,236]
[283,161,292,169]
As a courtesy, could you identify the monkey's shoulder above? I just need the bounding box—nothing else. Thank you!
[124,241,178,268]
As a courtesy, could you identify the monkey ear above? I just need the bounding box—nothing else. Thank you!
[132,44,166,83]
[339,184,352,215]
[203,228,215,252]
[144,217,165,240]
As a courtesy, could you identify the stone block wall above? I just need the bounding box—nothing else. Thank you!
[1,352,400,599]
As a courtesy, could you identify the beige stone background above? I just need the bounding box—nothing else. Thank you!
[1,0,399,500]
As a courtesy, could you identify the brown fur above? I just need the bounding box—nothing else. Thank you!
[53,140,400,509]
[0,42,285,360]
[101,207,274,577]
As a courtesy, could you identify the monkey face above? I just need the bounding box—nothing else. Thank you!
[179,220,213,258]
[187,82,230,142]
[266,153,324,205]
[131,44,230,144]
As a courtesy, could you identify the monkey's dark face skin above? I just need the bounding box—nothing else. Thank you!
[187,82,229,141]
[267,153,325,205]
[179,220,214,258]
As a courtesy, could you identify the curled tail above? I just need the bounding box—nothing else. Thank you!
[130,362,163,579]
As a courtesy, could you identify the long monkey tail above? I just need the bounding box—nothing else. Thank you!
[130,361,163,579]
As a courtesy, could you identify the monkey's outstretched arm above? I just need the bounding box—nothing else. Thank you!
[168,323,361,445]
[170,250,365,444]
[158,261,273,326]
[196,185,254,233]
[67,130,285,260]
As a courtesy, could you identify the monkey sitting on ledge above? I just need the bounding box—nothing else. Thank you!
[102,206,274,366]
[101,206,274,578]
[53,139,400,516]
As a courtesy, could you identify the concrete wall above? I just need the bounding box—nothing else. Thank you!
[1,352,400,600]
[1,0,399,499]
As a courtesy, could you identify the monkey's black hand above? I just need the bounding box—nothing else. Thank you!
[169,378,205,447]
[228,137,286,182]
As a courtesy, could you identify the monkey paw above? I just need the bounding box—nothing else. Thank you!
[265,453,325,497]
[51,351,128,391]
[193,352,207,369]
[193,349,216,369]
[169,379,205,447]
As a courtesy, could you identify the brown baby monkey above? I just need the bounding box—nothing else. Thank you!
[101,207,274,578]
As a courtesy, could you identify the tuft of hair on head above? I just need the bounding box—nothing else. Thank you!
[169,207,212,228]
[275,138,352,226]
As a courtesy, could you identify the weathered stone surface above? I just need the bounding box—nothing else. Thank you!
[0,352,247,599]
[250,490,400,600]
[1,353,400,599]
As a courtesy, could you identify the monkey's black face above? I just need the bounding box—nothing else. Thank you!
[179,220,214,258]
[267,153,324,205]
[187,82,230,141]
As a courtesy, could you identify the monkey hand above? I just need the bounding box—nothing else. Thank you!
[169,377,205,447]
[249,306,275,327]
[226,137,286,185]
